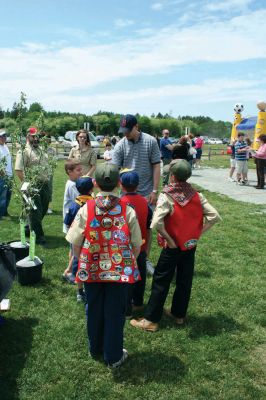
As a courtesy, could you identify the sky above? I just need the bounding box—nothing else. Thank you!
[1,0,266,121]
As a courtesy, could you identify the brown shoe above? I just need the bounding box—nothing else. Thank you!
[130,318,159,332]
[164,309,185,326]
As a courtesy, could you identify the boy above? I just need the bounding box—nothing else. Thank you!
[131,159,220,332]
[62,160,82,283]
[64,176,94,301]
[120,169,153,317]
[66,163,142,368]
[235,133,249,185]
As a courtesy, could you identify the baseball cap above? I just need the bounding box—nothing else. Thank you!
[27,127,38,135]
[120,170,139,188]
[118,114,138,134]
[0,131,6,136]
[76,176,94,195]
[95,163,120,190]
[163,159,191,181]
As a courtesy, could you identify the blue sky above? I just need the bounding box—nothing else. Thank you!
[1,0,266,121]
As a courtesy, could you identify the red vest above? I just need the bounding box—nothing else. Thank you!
[120,193,148,252]
[76,199,140,284]
[158,193,203,251]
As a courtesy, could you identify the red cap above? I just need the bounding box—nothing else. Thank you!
[27,127,38,135]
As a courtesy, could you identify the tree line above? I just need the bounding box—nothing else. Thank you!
[0,102,232,138]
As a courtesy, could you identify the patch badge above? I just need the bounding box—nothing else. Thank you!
[101,217,113,229]
[100,253,110,260]
[121,275,129,282]
[184,239,197,249]
[134,269,140,281]
[124,266,133,276]
[89,244,100,253]
[119,244,128,250]
[111,252,123,264]
[77,269,89,281]
[95,207,104,216]
[80,262,87,269]
[111,244,119,251]
[124,259,133,266]
[121,250,131,259]
[112,230,128,243]
[90,273,97,280]
[113,216,126,229]
[89,231,99,241]
[103,246,108,252]
[92,253,99,261]
[102,230,112,240]
[99,271,120,281]
[108,204,122,215]
[80,253,88,262]
[90,218,101,228]
[83,239,90,249]
[115,265,123,273]
[89,263,99,272]
[99,260,112,270]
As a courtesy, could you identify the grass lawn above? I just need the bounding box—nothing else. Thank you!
[0,161,265,400]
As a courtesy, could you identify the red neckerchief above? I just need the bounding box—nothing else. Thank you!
[163,182,196,207]
[95,195,120,213]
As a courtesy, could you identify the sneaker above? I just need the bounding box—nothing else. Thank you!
[130,318,159,332]
[146,259,155,276]
[77,292,86,303]
[227,177,235,182]
[164,309,185,326]
[47,208,53,215]
[108,349,128,368]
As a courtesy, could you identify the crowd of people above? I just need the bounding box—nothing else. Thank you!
[1,114,266,369]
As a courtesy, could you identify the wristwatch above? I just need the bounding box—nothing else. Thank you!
[152,189,158,194]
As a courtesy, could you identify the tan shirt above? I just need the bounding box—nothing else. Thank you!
[66,190,143,248]
[68,145,97,175]
[15,144,50,181]
[151,192,221,232]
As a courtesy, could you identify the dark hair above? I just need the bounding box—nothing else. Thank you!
[121,184,138,193]
[179,136,188,145]
[105,142,112,147]
[76,129,91,146]
[258,134,266,143]
[64,160,81,174]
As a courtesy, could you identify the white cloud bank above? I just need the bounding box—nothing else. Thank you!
[1,8,266,118]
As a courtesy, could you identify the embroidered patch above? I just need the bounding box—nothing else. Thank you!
[95,207,104,216]
[103,246,108,252]
[113,216,126,229]
[99,260,112,270]
[100,253,110,260]
[89,263,99,272]
[101,217,113,229]
[80,253,88,262]
[102,231,112,240]
[111,244,119,251]
[89,231,99,241]
[121,275,129,282]
[99,271,121,281]
[108,204,122,215]
[77,269,89,281]
[134,269,140,281]
[115,265,123,273]
[111,252,123,264]
[92,253,99,261]
[90,218,101,228]
[80,262,87,269]
[184,239,198,249]
[90,273,98,280]
[83,239,90,249]
[124,266,133,276]
[121,250,131,259]
[124,259,133,266]
[112,230,128,243]
[119,244,129,250]
[88,244,100,253]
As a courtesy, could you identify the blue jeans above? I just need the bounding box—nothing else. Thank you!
[84,282,127,364]
[0,177,11,217]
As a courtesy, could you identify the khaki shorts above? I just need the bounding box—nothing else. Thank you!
[230,159,236,168]
[236,160,248,174]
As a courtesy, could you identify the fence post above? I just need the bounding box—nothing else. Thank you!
[208,146,211,160]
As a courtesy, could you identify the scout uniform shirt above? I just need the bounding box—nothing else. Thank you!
[68,146,97,175]
[15,144,50,182]
[66,190,142,283]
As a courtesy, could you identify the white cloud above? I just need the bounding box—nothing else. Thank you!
[151,2,164,11]
[205,0,253,12]
[114,19,134,28]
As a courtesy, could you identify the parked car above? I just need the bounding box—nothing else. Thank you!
[96,135,105,142]
[222,138,230,144]
[64,131,100,157]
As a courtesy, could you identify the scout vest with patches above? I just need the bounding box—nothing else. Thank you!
[76,199,141,284]
[120,193,148,252]
[158,192,203,251]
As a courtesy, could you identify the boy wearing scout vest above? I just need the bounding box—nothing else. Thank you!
[66,163,142,368]
[131,159,220,332]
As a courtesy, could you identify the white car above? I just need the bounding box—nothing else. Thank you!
[64,131,100,157]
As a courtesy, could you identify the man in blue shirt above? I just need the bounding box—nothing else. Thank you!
[160,129,174,185]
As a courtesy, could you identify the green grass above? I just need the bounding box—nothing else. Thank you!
[0,161,265,400]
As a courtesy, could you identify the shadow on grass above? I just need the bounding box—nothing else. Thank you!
[187,312,244,339]
[0,317,38,400]
[113,352,186,384]
[44,235,67,249]
[194,270,212,278]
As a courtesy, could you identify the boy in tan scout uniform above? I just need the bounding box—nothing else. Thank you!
[66,163,142,368]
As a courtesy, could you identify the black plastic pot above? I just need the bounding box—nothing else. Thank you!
[16,257,43,285]
[8,241,29,263]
